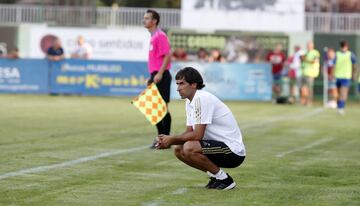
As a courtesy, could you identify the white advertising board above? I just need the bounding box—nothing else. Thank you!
[182,0,305,32]
[28,26,150,61]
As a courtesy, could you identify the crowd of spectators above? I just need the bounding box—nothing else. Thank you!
[45,36,93,61]
[0,43,19,59]
[170,39,358,111]
[306,0,360,13]
[172,47,228,63]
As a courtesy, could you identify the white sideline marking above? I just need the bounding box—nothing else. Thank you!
[144,202,161,206]
[143,188,187,206]
[276,137,335,158]
[0,145,148,180]
[171,187,187,195]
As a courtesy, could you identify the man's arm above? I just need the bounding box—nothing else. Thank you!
[352,64,358,81]
[154,53,171,83]
[157,124,206,149]
[351,52,357,81]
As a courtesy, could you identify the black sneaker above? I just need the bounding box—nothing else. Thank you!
[208,174,236,190]
[205,177,216,188]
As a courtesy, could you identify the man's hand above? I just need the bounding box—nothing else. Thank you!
[156,134,172,149]
[153,72,163,83]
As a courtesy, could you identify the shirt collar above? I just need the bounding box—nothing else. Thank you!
[150,28,161,36]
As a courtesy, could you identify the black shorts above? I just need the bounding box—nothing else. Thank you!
[200,140,245,168]
[148,70,172,103]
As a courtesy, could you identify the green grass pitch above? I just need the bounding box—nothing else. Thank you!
[0,94,359,206]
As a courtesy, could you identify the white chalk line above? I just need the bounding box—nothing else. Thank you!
[0,145,148,180]
[171,187,188,195]
[276,137,335,158]
[142,187,187,206]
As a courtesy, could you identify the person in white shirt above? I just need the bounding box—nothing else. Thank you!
[71,36,92,59]
[156,67,246,190]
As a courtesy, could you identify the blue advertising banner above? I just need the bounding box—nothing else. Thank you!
[0,59,49,94]
[49,59,148,96]
[170,62,272,101]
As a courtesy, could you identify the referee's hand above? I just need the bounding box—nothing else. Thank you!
[154,73,163,83]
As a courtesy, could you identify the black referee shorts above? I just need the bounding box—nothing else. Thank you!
[200,140,245,168]
[148,70,172,103]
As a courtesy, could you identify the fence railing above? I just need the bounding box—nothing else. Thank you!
[306,12,360,33]
[0,5,181,28]
[1,5,360,33]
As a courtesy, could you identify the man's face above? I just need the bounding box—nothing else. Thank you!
[307,42,314,50]
[176,78,196,99]
[77,37,84,46]
[53,39,61,48]
[143,13,155,29]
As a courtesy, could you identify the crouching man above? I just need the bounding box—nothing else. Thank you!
[156,67,246,190]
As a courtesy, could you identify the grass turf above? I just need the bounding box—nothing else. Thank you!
[0,94,359,206]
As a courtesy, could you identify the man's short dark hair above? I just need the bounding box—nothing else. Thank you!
[146,9,160,26]
[175,67,205,89]
[340,40,348,48]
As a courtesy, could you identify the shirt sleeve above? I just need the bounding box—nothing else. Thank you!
[332,55,337,65]
[193,96,214,125]
[156,34,171,58]
[185,102,192,126]
[351,52,356,64]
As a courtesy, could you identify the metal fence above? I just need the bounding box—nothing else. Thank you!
[306,12,360,33]
[1,4,360,33]
[0,5,181,28]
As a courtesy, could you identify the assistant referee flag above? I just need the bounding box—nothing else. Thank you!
[131,83,167,125]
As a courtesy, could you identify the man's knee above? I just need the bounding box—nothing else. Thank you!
[174,146,183,158]
[183,141,201,157]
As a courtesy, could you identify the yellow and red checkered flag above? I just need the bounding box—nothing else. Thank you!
[131,83,167,125]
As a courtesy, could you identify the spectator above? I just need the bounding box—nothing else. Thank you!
[71,36,93,59]
[266,43,286,101]
[333,40,357,115]
[286,45,303,104]
[7,48,19,59]
[208,48,225,62]
[47,38,65,61]
[0,43,7,58]
[324,47,338,109]
[300,41,320,106]
[172,47,187,61]
[197,47,209,62]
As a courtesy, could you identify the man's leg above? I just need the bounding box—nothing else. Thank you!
[156,112,171,135]
[308,77,314,105]
[337,85,349,114]
[174,141,238,190]
[174,141,220,174]
[174,145,207,172]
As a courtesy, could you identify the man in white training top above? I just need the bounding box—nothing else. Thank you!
[156,67,246,190]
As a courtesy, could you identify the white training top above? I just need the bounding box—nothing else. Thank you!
[72,43,93,59]
[185,90,246,156]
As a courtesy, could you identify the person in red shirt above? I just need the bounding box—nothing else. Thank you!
[266,43,286,100]
[172,47,188,61]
